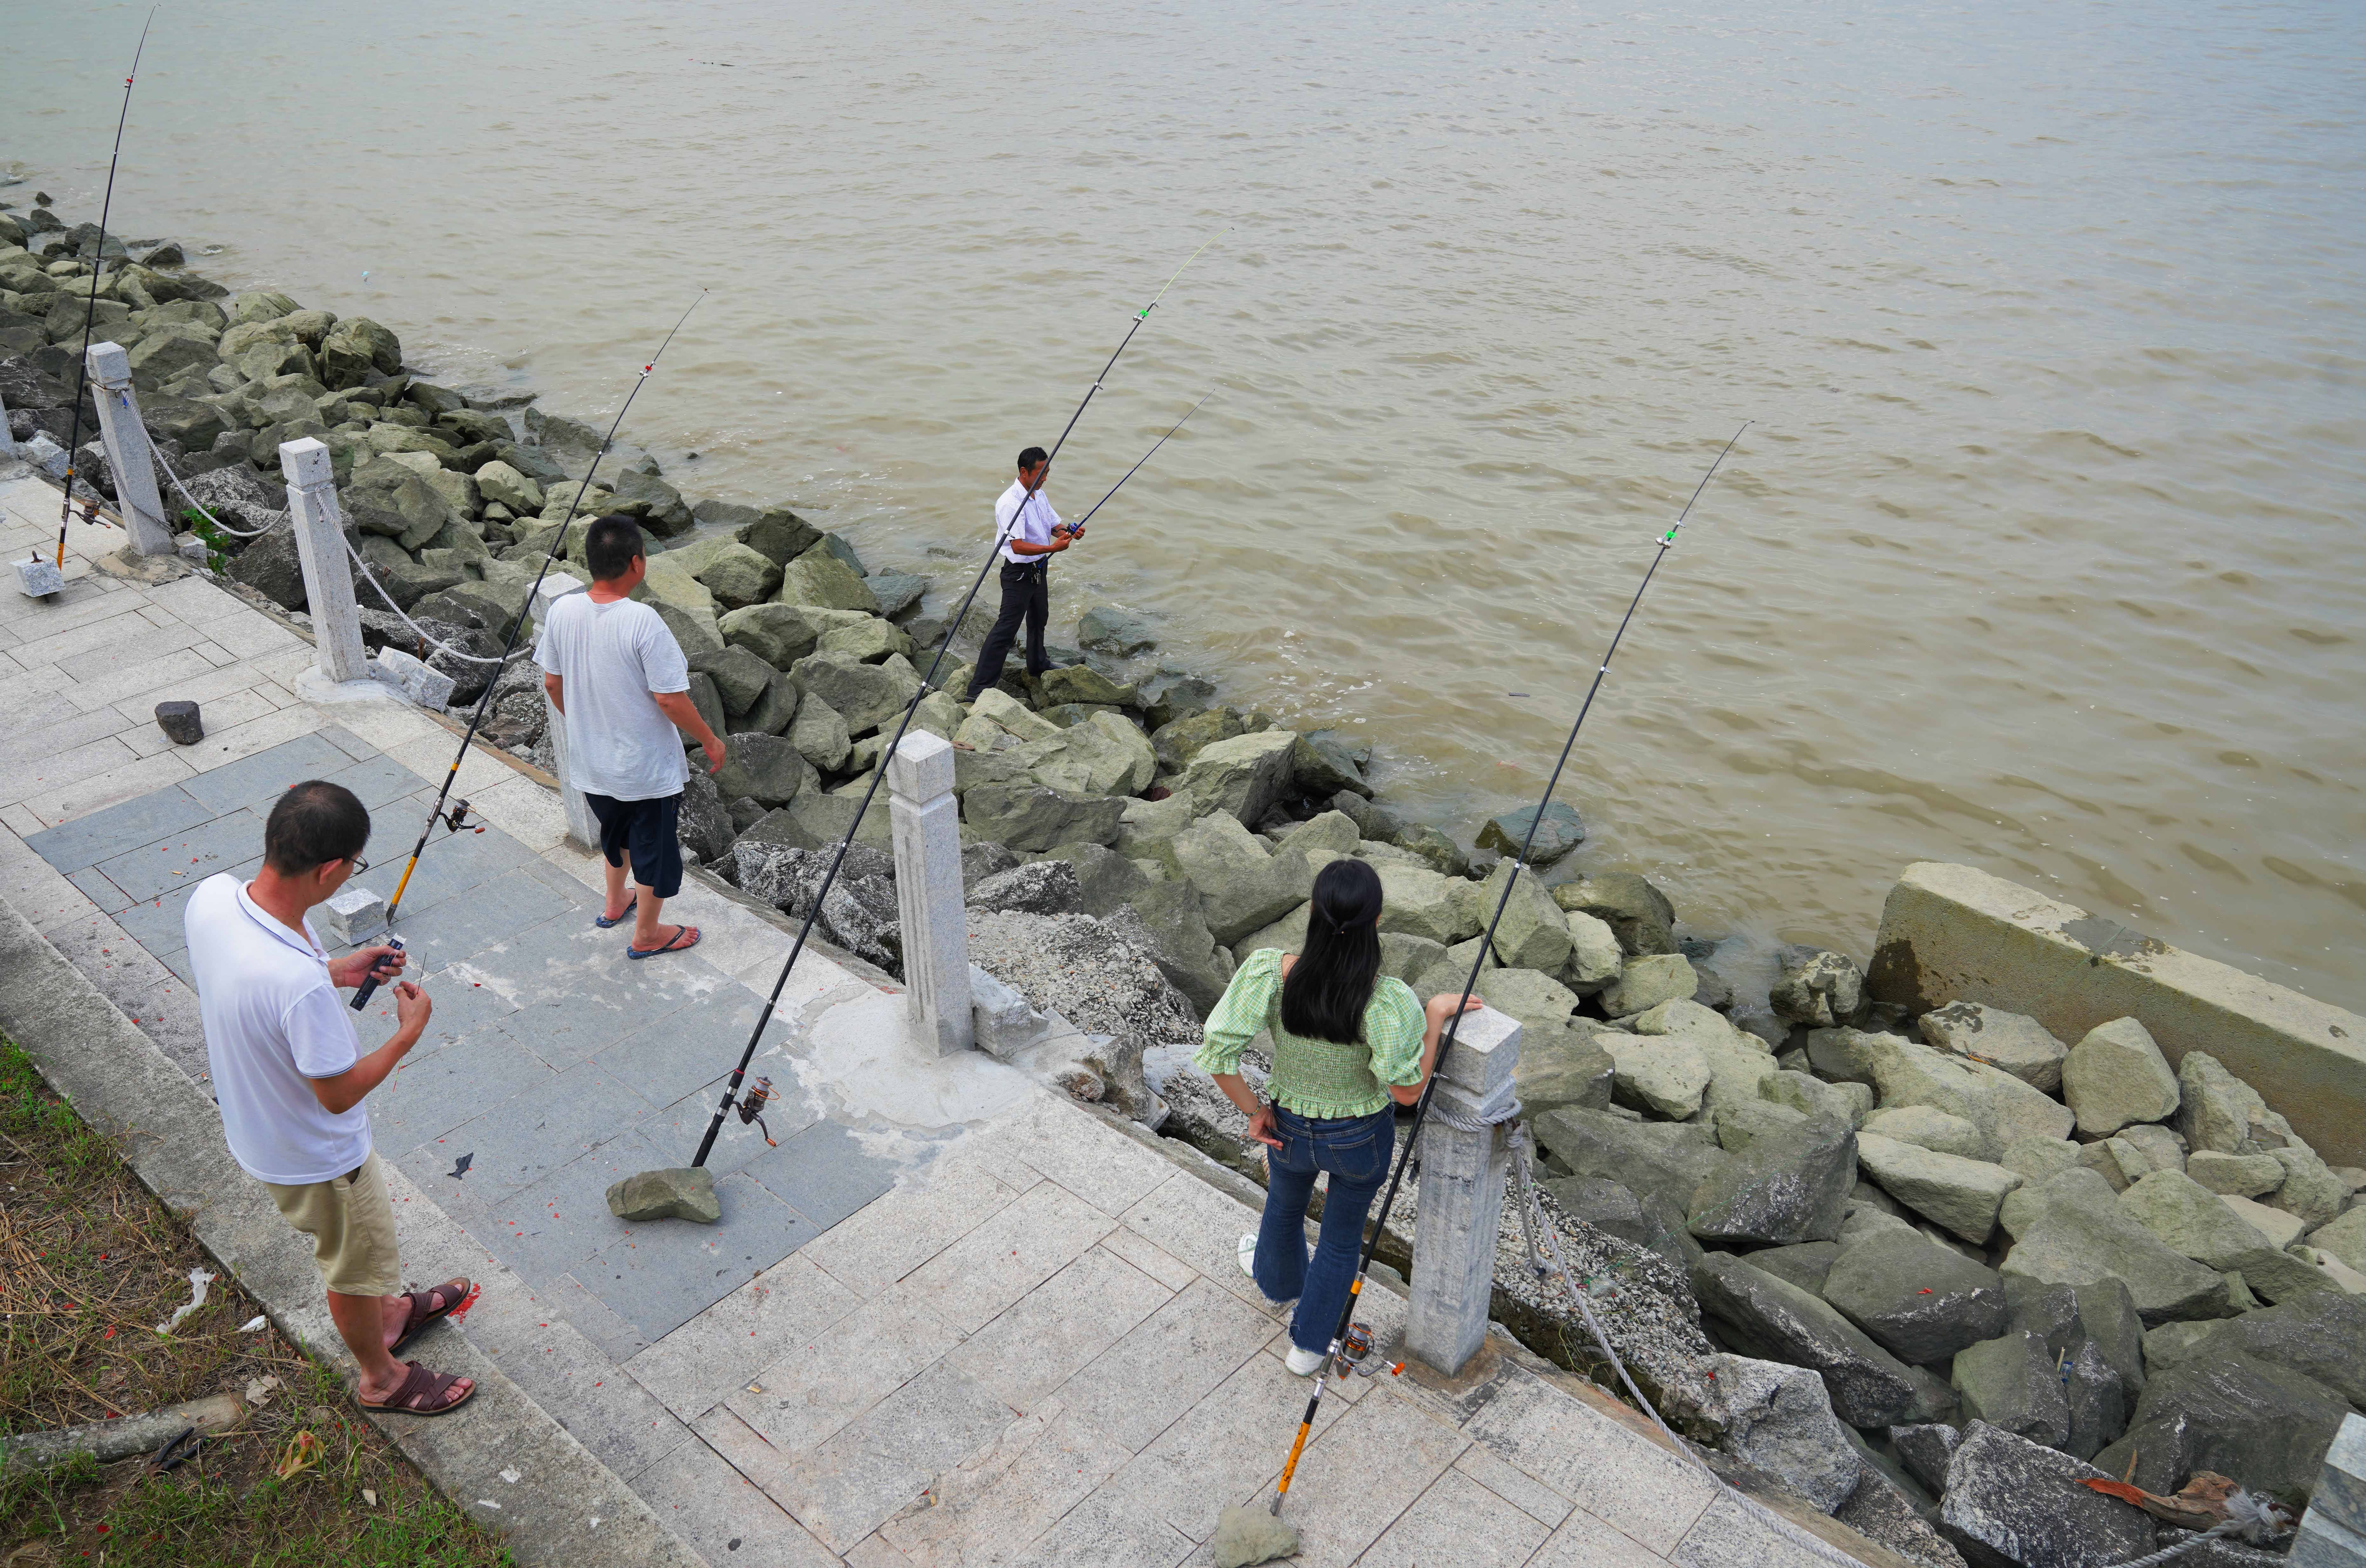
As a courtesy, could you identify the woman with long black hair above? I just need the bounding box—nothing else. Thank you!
[1195,857,1482,1374]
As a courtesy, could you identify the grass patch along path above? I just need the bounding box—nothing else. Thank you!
[0,1039,514,1567]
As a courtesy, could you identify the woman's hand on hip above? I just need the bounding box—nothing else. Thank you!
[1244,1100,1283,1149]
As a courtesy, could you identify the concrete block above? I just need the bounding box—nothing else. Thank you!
[15,557,66,597]
[970,965,1047,1059]
[888,729,970,1056]
[1867,862,2366,1165]
[321,884,387,946]
[372,646,456,711]
[1408,1004,1520,1375]
[86,341,173,555]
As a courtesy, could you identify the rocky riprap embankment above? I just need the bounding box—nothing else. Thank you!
[11,194,2363,1568]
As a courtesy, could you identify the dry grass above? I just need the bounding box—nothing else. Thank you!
[0,1039,513,1566]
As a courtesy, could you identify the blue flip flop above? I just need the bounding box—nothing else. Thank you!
[594,894,636,929]
[627,925,700,960]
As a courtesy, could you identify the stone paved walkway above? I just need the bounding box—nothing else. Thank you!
[0,467,1833,1568]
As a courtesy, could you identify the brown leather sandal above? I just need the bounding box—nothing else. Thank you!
[388,1277,472,1357]
[359,1361,475,1417]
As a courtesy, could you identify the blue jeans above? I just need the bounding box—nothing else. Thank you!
[1253,1105,1396,1353]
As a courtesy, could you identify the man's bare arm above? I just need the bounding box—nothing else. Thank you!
[652,690,727,774]
[543,671,565,715]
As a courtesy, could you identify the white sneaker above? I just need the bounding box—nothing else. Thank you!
[1238,1234,1259,1282]
[1285,1345,1327,1376]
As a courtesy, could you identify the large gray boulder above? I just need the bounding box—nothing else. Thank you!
[710,732,817,809]
[2059,1017,2181,1137]
[1375,863,1481,946]
[2180,1291,2366,1412]
[1998,1169,2235,1325]
[2266,1143,2349,1231]
[1600,953,1698,1016]
[1938,1421,2153,1568]
[1097,879,1230,1020]
[1469,858,1574,972]
[789,650,921,736]
[1691,1353,1863,1514]
[1823,1228,2008,1366]
[1919,1003,2068,1094]
[1861,1105,1988,1161]
[718,602,858,668]
[1951,1330,2069,1449]
[2094,1352,2351,1505]
[1856,1133,2023,1245]
[1604,1033,1710,1120]
[962,781,1125,853]
[224,520,305,609]
[966,859,1085,917]
[689,644,779,717]
[1473,800,1584,866]
[1690,1252,1936,1428]
[1850,1033,2076,1161]
[1539,1175,1695,1272]
[1998,1276,2143,1459]
[1889,1423,1961,1497]
[1162,812,1307,947]
[1513,1021,1616,1119]
[1174,729,1298,825]
[2117,1168,2298,1273]
[1746,1241,1842,1296]
[1550,870,1676,958]
[790,691,853,773]
[676,770,735,866]
[2176,1051,2295,1156]
[774,541,880,614]
[1530,1106,1730,1217]
[1686,1114,1857,1247]
[1013,711,1157,798]
[1771,947,1864,1028]
[1762,1069,1874,1130]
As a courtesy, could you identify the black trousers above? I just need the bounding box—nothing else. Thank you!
[967,560,1050,698]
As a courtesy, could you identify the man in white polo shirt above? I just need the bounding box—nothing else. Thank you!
[185,779,477,1417]
[963,445,1084,701]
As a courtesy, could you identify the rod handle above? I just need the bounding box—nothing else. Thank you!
[349,935,406,1012]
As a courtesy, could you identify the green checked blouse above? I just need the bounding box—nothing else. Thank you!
[1192,948,1428,1120]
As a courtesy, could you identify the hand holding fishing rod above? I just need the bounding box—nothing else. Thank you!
[1248,423,1749,1550]
[52,10,154,569]
[358,293,705,986]
[683,235,1222,1168]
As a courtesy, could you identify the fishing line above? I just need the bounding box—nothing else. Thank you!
[685,235,1223,1167]
[1263,422,1750,1522]
[52,8,155,569]
[353,292,706,1009]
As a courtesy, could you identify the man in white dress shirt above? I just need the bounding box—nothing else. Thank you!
[964,445,1082,701]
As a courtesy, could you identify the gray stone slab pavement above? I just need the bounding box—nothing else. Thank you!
[0,464,1876,1567]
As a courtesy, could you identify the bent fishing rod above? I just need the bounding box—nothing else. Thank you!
[689,384,1215,1165]
[353,293,705,1006]
[1266,421,1750,1520]
[53,9,155,568]
[682,239,1220,1163]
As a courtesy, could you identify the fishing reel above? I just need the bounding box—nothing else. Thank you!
[440,798,480,835]
[736,1077,781,1147]
[1334,1322,1403,1380]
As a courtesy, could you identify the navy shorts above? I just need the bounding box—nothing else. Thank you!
[584,791,683,900]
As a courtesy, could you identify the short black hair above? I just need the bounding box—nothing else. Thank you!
[584,514,646,582]
[263,780,371,875]
[1017,446,1048,472]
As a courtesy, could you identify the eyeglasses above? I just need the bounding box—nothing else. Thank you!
[347,856,371,875]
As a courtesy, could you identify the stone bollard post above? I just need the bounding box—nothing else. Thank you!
[84,343,173,556]
[279,438,371,684]
[0,385,15,458]
[527,574,596,848]
[887,730,973,1057]
[2295,1413,2366,1567]
[1406,1004,1522,1376]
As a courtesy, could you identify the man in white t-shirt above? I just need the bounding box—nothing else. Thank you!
[536,515,727,959]
[964,445,1083,701]
[185,779,478,1417]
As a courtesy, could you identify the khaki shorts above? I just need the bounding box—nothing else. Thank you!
[263,1150,402,1298]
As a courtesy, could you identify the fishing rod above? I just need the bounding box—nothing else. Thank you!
[1263,421,1750,1524]
[353,292,705,1009]
[688,389,1215,1165]
[53,9,155,569]
[685,239,1221,1166]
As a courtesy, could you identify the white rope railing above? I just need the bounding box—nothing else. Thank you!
[146,420,508,667]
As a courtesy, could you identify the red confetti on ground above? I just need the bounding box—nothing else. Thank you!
[442,1283,484,1327]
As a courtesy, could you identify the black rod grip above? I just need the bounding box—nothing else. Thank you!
[349,934,405,1012]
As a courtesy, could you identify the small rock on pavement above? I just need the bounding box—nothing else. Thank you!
[606,1167,720,1224]
[1473,800,1584,864]
[154,699,204,744]
[1211,1504,1298,1568]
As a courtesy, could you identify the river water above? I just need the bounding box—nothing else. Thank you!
[16,2,2365,1007]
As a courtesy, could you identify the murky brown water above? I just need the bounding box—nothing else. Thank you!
[18,1,2366,1006]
